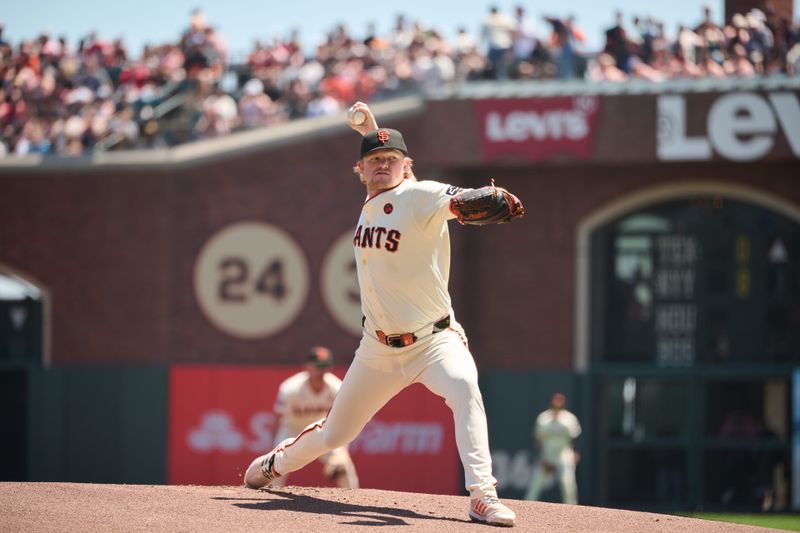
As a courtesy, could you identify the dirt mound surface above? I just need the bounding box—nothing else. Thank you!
[0,482,776,532]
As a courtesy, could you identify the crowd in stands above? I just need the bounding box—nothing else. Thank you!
[1,5,798,157]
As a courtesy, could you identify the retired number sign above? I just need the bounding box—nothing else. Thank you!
[194,221,309,339]
[320,230,362,336]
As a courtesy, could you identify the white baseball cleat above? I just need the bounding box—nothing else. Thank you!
[243,444,286,489]
[469,494,516,527]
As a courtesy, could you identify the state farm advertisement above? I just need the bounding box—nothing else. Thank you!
[168,365,460,494]
[475,96,600,161]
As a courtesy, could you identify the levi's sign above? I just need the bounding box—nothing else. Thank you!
[657,92,800,161]
[476,96,600,161]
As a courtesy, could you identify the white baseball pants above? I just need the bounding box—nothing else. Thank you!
[270,425,359,489]
[252,324,498,497]
[525,459,578,504]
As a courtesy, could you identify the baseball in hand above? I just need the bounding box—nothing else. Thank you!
[348,107,366,125]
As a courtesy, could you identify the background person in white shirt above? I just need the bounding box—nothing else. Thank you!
[271,346,359,489]
[525,392,582,504]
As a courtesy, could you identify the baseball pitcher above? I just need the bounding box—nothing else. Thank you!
[245,102,524,527]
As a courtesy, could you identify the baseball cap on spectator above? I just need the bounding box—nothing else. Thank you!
[748,8,766,22]
[65,86,94,105]
[360,128,408,158]
[745,12,763,29]
[64,116,86,138]
[243,78,264,96]
[97,84,112,100]
[307,346,333,368]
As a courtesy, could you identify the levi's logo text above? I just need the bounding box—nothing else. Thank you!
[353,225,401,252]
[475,96,599,161]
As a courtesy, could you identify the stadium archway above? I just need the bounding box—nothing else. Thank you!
[575,182,800,510]
[0,266,48,366]
[0,266,49,480]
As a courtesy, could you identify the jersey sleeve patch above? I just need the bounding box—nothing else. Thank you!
[409,180,461,228]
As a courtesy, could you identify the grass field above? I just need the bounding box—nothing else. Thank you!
[678,513,800,531]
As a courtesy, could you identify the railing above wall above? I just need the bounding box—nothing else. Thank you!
[432,74,800,99]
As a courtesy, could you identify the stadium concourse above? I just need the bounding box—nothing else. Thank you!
[1,4,798,156]
[0,483,774,532]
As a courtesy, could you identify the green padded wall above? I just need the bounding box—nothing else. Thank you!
[26,366,168,483]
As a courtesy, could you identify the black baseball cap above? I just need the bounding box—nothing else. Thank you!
[307,346,333,368]
[360,128,408,158]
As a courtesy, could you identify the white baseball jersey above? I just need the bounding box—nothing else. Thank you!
[534,408,582,464]
[274,371,342,434]
[353,179,460,335]
[246,176,510,502]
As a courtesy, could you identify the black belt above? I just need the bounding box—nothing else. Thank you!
[370,315,451,348]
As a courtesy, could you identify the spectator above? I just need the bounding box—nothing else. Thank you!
[481,5,515,79]
[453,26,478,59]
[410,46,455,93]
[604,11,632,73]
[725,42,757,78]
[78,54,113,95]
[675,24,703,66]
[195,83,238,137]
[745,9,773,75]
[0,22,10,49]
[512,5,539,66]
[107,104,140,149]
[14,117,51,155]
[628,55,666,81]
[284,77,312,119]
[544,15,581,79]
[788,39,800,75]
[1,7,798,158]
[60,115,88,155]
[631,16,656,64]
[389,14,415,49]
[695,46,726,78]
[306,85,341,118]
[694,3,726,63]
[589,52,627,82]
[238,78,277,129]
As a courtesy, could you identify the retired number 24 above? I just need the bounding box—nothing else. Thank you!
[218,257,287,302]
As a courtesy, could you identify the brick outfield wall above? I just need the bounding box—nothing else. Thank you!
[726,0,793,24]
[0,92,798,369]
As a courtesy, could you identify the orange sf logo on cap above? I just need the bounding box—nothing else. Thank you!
[377,129,390,144]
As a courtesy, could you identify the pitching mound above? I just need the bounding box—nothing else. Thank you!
[0,482,775,532]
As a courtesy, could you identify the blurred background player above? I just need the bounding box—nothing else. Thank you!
[270,346,359,489]
[524,392,581,504]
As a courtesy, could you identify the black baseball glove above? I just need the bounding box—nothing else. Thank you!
[449,179,525,225]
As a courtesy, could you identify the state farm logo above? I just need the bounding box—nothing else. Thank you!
[187,410,277,454]
[485,96,597,142]
[477,96,599,160]
[350,421,444,454]
[184,410,444,456]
